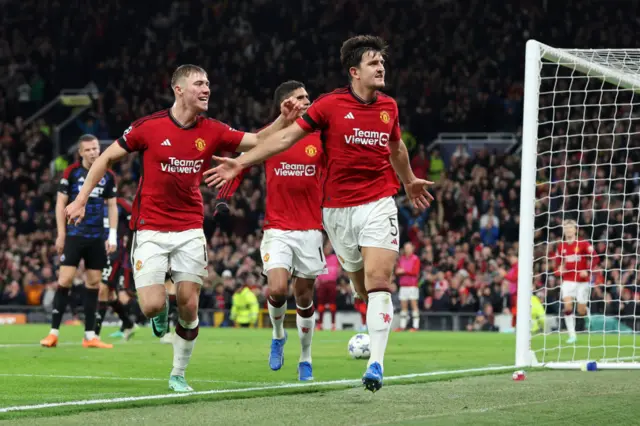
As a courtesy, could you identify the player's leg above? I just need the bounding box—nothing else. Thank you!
[358,197,400,392]
[396,291,409,331]
[561,281,577,343]
[82,238,113,348]
[167,229,209,392]
[261,229,294,371]
[95,256,114,338]
[290,229,326,381]
[409,293,420,331]
[292,277,315,380]
[40,236,81,347]
[575,285,591,335]
[132,231,171,336]
[347,269,367,302]
[160,275,177,344]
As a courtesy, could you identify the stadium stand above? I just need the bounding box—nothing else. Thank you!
[1,0,638,331]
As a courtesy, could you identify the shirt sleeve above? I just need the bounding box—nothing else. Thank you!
[391,101,402,142]
[58,166,74,195]
[297,96,330,132]
[117,122,148,152]
[219,126,245,152]
[104,171,117,199]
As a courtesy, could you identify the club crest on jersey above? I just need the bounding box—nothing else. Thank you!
[99,177,106,186]
[305,145,318,157]
[135,260,143,271]
[263,253,270,262]
[195,138,206,151]
[380,111,390,124]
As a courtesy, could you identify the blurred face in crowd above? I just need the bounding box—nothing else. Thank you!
[403,242,414,256]
[175,71,210,113]
[563,220,577,240]
[352,50,385,90]
[79,138,100,168]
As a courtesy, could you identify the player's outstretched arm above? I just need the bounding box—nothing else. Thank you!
[204,123,308,188]
[235,97,303,152]
[65,142,128,224]
[389,139,435,210]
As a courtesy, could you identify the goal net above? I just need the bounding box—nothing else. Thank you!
[516,40,640,369]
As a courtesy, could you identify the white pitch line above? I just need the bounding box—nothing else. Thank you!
[0,365,515,413]
[0,373,267,386]
[0,341,147,348]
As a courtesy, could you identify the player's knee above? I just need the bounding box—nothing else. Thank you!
[364,270,392,292]
[577,304,588,316]
[268,280,288,300]
[177,293,199,316]
[295,290,313,308]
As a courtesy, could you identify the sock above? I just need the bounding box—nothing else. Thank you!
[95,301,109,336]
[316,304,325,329]
[171,318,199,377]
[564,310,576,338]
[296,303,315,363]
[329,303,337,327]
[411,310,420,330]
[366,291,393,371]
[83,288,99,340]
[50,286,71,333]
[399,310,409,329]
[268,295,287,339]
[110,299,133,330]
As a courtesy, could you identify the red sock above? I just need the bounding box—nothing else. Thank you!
[329,303,337,325]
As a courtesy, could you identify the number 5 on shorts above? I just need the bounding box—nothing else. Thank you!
[389,217,398,237]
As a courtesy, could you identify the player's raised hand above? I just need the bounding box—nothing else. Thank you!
[65,199,86,226]
[404,178,435,210]
[280,96,303,122]
[203,156,243,189]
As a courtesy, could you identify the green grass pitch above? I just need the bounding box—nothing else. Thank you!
[0,325,639,424]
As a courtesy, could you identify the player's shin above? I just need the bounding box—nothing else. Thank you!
[564,299,576,339]
[171,317,199,378]
[110,299,133,330]
[83,284,100,340]
[296,303,315,363]
[366,289,394,371]
[50,285,71,335]
[267,269,289,340]
[95,300,109,336]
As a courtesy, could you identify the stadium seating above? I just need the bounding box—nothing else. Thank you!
[1,0,638,330]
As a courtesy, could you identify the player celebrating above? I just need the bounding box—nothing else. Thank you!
[553,219,599,344]
[215,81,324,381]
[40,134,117,349]
[95,198,136,340]
[395,241,421,331]
[205,36,433,392]
[64,64,302,392]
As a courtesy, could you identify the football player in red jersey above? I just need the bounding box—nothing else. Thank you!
[215,81,325,381]
[65,64,302,392]
[553,219,599,344]
[205,36,433,392]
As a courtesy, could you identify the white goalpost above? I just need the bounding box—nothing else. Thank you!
[517,40,640,369]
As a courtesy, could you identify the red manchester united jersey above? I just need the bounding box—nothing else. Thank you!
[553,239,599,283]
[117,109,244,232]
[296,86,401,208]
[216,131,324,231]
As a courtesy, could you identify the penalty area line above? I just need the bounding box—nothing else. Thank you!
[0,373,266,386]
[0,365,515,413]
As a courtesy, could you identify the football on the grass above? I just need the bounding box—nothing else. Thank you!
[348,333,371,359]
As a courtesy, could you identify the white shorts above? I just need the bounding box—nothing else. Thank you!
[131,229,207,288]
[561,281,591,304]
[260,229,326,279]
[323,197,399,272]
[399,286,419,301]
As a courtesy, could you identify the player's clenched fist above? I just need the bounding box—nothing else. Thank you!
[65,199,86,226]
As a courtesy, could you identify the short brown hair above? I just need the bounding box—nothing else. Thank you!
[271,80,305,119]
[171,64,207,88]
[340,35,388,79]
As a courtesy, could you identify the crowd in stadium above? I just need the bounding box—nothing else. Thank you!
[1,0,639,331]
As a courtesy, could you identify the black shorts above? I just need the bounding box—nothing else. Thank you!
[103,249,136,292]
[61,236,107,270]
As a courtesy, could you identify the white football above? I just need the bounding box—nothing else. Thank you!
[348,333,371,359]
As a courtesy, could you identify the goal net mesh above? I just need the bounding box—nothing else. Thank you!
[531,46,640,366]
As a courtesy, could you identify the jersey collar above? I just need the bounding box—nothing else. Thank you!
[168,108,199,130]
[348,85,378,105]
